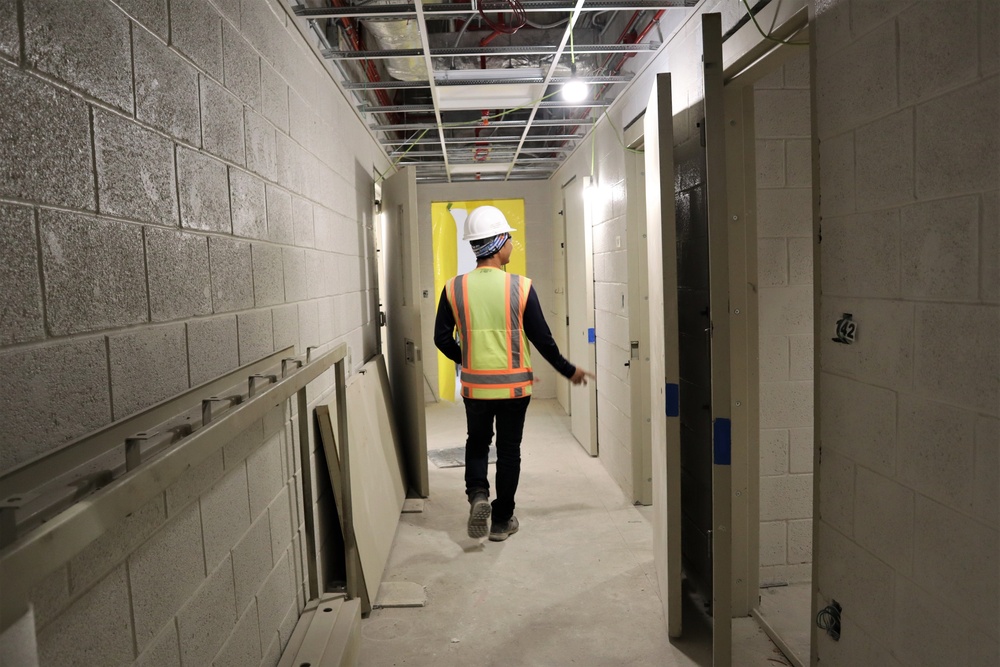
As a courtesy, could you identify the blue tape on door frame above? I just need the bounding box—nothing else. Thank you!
[665,383,680,417]
[713,418,732,466]
[588,327,595,343]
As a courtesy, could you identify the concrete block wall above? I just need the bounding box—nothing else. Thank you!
[754,51,814,586]
[1,0,387,663]
[30,409,303,667]
[814,0,998,664]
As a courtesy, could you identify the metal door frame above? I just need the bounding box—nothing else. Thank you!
[381,166,429,497]
[721,36,808,620]
[703,13,733,665]
[723,21,815,666]
[644,71,682,638]
[562,175,598,456]
[624,119,653,506]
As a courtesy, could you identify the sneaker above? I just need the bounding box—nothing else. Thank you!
[488,516,519,542]
[467,493,490,538]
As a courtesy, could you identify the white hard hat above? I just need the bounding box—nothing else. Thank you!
[463,205,517,241]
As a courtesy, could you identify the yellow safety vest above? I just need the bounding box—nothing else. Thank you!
[446,268,533,399]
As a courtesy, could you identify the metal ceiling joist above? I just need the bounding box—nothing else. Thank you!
[294,0,691,20]
[343,74,631,90]
[380,134,584,146]
[503,0,587,180]
[416,174,554,183]
[370,117,596,131]
[411,0,452,181]
[400,156,562,165]
[359,101,611,113]
[323,43,659,60]
[389,146,571,157]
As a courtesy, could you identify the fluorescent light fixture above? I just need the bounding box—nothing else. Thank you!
[449,163,513,175]
[435,68,548,110]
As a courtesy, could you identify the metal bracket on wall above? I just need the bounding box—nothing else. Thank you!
[0,344,350,632]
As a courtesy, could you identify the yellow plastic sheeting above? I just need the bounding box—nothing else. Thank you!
[431,199,526,401]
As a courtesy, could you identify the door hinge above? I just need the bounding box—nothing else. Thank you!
[707,529,713,560]
[566,316,570,326]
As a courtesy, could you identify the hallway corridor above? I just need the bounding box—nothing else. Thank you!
[358,400,793,666]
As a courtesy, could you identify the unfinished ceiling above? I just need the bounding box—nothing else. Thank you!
[291,0,695,182]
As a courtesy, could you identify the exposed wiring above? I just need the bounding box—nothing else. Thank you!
[816,601,842,640]
[474,0,526,34]
[525,17,570,30]
[739,0,808,46]
[596,106,643,155]
[374,90,565,183]
[451,15,485,69]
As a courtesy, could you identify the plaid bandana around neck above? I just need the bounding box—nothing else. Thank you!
[471,233,510,259]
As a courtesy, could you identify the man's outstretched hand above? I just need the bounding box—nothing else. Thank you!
[570,367,596,385]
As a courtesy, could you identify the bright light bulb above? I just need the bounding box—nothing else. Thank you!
[561,79,589,103]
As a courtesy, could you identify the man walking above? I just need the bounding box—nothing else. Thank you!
[434,205,594,542]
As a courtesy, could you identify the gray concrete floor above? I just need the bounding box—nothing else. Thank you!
[756,583,812,666]
[359,399,793,666]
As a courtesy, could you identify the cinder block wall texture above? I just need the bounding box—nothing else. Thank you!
[0,0,385,664]
[814,0,998,664]
[754,51,814,586]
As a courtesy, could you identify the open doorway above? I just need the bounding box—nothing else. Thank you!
[751,47,814,665]
[562,177,598,456]
[624,121,653,506]
[727,45,815,665]
[429,199,529,403]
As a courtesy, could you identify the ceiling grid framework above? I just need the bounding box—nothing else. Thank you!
[292,0,696,182]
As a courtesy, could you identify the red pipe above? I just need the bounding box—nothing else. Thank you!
[596,10,665,100]
[480,28,504,47]
[558,10,665,146]
[474,109,490,162]
[595,11,641,77]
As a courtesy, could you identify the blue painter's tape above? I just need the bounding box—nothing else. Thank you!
[713,418,732,466]
[588,327,596,343]
[665,383,680,417]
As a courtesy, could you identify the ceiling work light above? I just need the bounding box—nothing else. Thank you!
[561,18,589,103]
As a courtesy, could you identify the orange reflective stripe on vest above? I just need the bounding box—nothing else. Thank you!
[446,268,533,400]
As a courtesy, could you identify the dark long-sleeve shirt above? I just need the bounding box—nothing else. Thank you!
[434,283,576,379]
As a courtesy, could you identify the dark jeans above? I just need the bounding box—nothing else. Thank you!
[463,396,531,523]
